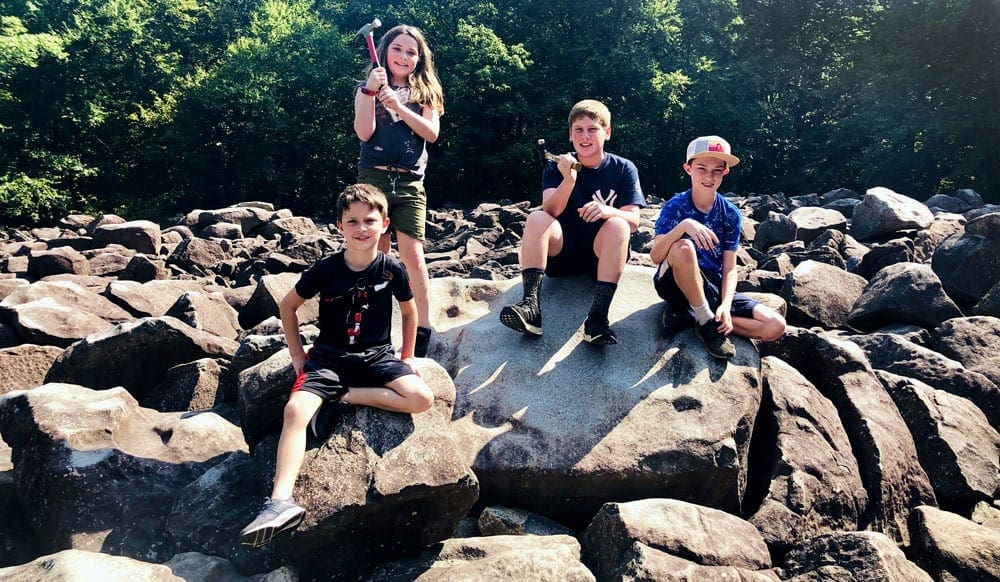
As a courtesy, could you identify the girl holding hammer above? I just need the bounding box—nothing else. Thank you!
[353,24,444,358]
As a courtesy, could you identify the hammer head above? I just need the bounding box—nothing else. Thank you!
[354,18,381,39]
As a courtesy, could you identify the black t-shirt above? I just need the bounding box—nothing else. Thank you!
[295,251,412,351]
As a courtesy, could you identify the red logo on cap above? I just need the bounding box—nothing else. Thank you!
[709,142,725,153]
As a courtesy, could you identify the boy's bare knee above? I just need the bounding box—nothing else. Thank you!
[409,387,434,414]
[283,397,313,427]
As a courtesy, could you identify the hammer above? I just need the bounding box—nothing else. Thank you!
[537,139,582,171]
[355,18,382,68]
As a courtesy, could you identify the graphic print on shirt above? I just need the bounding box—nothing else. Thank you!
[343,270,394,346]
[592,189,617,207]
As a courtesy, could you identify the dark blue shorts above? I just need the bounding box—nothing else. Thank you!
[291,343,413,401]
[654,266,759,319]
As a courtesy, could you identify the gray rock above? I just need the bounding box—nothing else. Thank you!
[582,498,771,581]
[238,273,317,330]
[0,298,114,347]
[45,316,238,402]
[879,371,1000,508]
[788,207,847,243]
[932,212,1000,305]
[850,237,915,280]
[929,316,1000,386]
[143,358,228,412]
[438,269,762,523]
[121,253,169,282]
[168,237,229,276]
[850,187,934,241]
[200,221,243,240]
[1,280,132,323]
[105,279,206,318]
[851,332,1000,429]
[0,549,184,581]
[93,220,161,255]
[783,531,932,581]
[780,260,867,329]
[165,290,242,340]
[807,334,937,545]
[848,262,962,331]
[754,211,797,251]
[0,384,246,562]
[28,246,90,278]
[245,363,478,579]
[370,535,594,581]
[909,506,1000,581]
[748,357,866,553]
[0,344,64,395]
[477,505,575,537]
[913,212,966,262]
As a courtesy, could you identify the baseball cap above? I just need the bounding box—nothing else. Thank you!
[686,136,739,167]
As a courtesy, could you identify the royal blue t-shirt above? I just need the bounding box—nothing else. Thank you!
[654,189,742,275]
[541,152,645,239]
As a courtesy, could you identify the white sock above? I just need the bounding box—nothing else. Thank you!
[690,303,714,326]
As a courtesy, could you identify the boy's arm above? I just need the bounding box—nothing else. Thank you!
[398,297,419,369]
[280,289,308,375]
[650,219,721,264]
[541,155,579,217]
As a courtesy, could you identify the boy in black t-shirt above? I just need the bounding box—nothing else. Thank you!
[240,184,434,548]
[499,99,646,345]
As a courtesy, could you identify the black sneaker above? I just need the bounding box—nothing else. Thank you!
[695,320,736,359]
[239,497,305,547]
[583,317,618,345]
[499,300,542,336]
[415,326,432,358]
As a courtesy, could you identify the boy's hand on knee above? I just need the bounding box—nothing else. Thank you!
[404,357,422,377]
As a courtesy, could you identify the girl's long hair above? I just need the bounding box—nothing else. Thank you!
[370,25,444,116]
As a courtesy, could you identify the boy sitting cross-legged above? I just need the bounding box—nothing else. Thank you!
[239,183,434,548]
[650,136,785,359]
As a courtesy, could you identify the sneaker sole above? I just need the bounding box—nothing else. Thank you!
[499,307,542,336]
[582,331,618,345]
[240,508,305,548]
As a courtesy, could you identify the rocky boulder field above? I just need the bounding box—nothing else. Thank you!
[0,186,998,581]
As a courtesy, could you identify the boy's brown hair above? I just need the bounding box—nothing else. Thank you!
[568,99,611,130]
[336,183,388,222]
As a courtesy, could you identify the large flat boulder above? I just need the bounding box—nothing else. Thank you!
[431,267,762,523]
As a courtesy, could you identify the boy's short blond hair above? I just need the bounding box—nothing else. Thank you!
[336,183,388,222]
[568,99,611,130]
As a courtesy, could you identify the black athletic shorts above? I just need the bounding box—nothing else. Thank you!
[654,265,759,319]
[290,343,413,401]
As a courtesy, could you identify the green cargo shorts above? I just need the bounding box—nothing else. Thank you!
[358,167,427,241]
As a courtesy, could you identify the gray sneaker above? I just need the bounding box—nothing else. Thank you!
[499,300,542,336]
[239,497,305,547]
[695,321,736,360]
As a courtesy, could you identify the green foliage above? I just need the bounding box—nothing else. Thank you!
[0,0,995,225]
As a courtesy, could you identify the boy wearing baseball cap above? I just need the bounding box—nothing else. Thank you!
[649,136,785,359]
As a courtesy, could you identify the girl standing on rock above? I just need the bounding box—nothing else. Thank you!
[353,24,443,358]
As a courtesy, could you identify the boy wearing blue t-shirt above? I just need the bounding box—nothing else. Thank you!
[650,136,785,359]
[499,99,646,345]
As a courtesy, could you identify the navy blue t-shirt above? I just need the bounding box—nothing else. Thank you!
[295,251,412,351]
[541,152,645,239]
